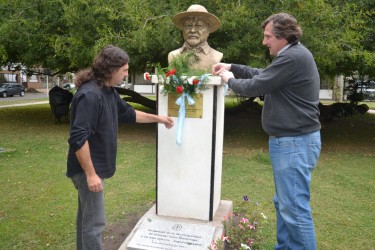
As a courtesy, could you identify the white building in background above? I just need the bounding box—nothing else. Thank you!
[0,65,26,84]
[319,76,344,102]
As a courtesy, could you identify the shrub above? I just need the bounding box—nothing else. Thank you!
[209,196,267,250]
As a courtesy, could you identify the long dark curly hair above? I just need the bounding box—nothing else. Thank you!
[75,45,129,87]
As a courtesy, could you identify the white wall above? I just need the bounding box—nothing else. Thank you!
[319,89,333,100]
[133,84,156,94]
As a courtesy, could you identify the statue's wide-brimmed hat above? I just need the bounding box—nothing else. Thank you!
[172,4,221,33]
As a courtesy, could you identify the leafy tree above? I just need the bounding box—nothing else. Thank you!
[0,0,373,81]
[0,0,71,74]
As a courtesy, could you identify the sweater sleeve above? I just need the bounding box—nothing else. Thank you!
[68,91,101,152]
[231,64,263,79]
[228,55,297,97]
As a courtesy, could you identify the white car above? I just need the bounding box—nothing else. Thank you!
[357,81,375,100]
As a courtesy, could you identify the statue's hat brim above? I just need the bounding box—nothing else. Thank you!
[172,4,221,33]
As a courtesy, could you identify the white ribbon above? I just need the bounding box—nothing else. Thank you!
[175,93,195,146]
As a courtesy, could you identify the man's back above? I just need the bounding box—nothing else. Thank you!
[262,43,321,137]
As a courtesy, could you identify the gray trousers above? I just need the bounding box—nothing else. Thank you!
[71,172,106,250]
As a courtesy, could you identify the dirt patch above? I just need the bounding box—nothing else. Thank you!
[26,88,42,93]
[103,213,143,250]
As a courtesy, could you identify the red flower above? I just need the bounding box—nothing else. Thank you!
[176,85,184,94]
[144,72,151,81]
[192,79,200,85]
[166,68,176,77]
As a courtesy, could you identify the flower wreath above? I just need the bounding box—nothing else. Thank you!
[144,52,209,98]
[143,53,211,146]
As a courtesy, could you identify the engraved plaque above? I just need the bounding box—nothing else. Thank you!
[167,93,203,118]
[127,218,215,250]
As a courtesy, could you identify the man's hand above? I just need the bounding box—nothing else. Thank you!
[212,63,231,75]
[218,70,235,83]
[75,141,103,192]
[161,116,174,129]
[87,174,103,192]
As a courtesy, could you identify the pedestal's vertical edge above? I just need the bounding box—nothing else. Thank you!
[209,86,218,220]
[156,83,159,215]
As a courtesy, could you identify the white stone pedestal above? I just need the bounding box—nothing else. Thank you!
[156,76,225,221]
[119,76,230,250]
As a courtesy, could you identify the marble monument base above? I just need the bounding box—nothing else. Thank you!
[118,200,232,250]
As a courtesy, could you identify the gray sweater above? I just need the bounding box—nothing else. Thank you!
[228,43,321,137]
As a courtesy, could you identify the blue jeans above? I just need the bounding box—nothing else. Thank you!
[71,172,106,250]
[269,131,321,250]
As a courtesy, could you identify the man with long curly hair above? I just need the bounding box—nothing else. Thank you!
[67,45,173,250]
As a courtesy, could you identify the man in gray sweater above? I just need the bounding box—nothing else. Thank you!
[213,13,321,250]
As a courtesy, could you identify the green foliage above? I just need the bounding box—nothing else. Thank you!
[210,198,268,250]
[345,78,365,104]
[319,102,369,122]
[0,0,374,79]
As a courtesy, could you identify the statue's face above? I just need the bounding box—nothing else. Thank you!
[183,17,210,47]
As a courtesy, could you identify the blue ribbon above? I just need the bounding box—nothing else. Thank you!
[199,74,228,95]
[224,84,229,96]
[171,75,179,84]
[175,93,195,146]
[199,74,209,86]
[174,74,225,145]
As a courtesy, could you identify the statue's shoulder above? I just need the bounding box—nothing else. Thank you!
[208,47,223,57]
[168,48,184,63]
[168,48,183,57]
[206,46,223,62]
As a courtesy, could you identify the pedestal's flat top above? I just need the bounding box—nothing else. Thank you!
[151,75,223,85]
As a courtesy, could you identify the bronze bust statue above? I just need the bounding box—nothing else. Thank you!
[168,4,223,72]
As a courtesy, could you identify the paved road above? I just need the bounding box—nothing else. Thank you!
[0,91,49,108]
[0,92,48,102]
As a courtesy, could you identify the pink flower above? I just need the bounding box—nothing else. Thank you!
[240,217,249,223]
[221,234,229,242]
[210,240,217,250]
[143,72,151,81]
[166,68,176,77]
[248,224,256,230]
[176,85,184,94]
[248,238,254,246]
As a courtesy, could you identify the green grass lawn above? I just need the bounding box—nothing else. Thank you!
[0,101,374,249]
